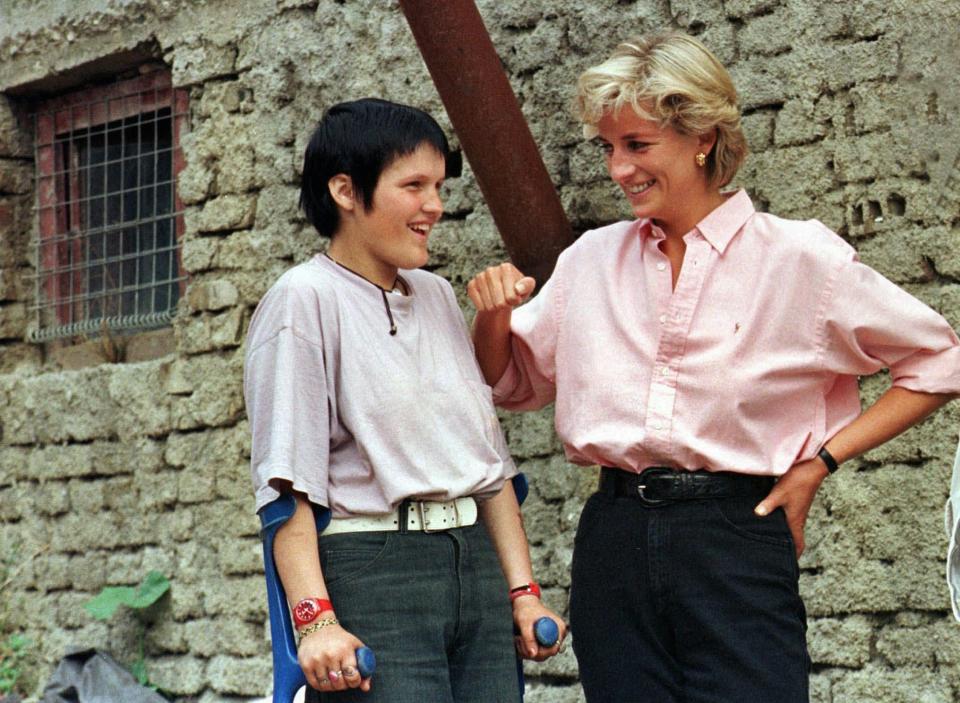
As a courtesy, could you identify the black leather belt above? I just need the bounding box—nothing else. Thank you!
[600,467,775,507]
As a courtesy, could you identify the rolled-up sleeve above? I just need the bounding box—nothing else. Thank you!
[820,257,960,394]
[491,269,562,411]
[244,297,331,512]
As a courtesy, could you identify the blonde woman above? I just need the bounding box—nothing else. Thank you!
[468,34,960,702]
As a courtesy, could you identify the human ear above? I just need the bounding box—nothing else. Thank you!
[328,174,356,212]
[697,128,718,157]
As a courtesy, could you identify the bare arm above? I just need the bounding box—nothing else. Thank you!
[821,387,955,465]
[756,387,956,556]
[273,490,370,692]
[478,480,567,660]
[467,263,536,385]
[472,310,515,386]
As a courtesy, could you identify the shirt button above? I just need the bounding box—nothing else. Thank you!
[659,314,667,323]
[656,262,667,271]
[650,422,662,430]
[661,367,669,375]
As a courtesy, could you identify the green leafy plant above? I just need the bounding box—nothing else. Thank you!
[84,571,171,689]
[0,632,30,695]
[84,571,171,621]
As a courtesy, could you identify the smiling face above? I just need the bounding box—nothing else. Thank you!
[597,108,720,238]
[328,143,446,289]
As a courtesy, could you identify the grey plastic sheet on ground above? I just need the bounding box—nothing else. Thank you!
[40,648,167,703]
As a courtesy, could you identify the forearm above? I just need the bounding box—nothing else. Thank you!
[824,386,955,466]
[477,480,534,588]
[472,309,514,387]
[273,491,370,691]
[758,387,956,556]
[274,491,331,607]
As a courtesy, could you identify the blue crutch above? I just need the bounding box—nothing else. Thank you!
[259,493,375,703]
[508,476,561,699]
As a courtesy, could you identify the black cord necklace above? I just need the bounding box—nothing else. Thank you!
[324,253,405,335]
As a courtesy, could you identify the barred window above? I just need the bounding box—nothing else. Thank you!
[30,70,188,342]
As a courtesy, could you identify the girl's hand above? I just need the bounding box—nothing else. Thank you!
[298,621,372,693]
[512,596,567,661]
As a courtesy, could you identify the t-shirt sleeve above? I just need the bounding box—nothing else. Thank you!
[244,289,331,513]
[491,266,561,411]
[820,256,960,393]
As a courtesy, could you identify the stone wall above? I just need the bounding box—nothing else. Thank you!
[1,1,959,701]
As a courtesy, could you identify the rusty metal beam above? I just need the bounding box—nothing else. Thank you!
[399,0,573,283]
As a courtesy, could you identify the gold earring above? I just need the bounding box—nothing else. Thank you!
[695,152,707,167]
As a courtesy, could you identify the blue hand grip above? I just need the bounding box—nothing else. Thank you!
[534,617,559,647]
[356,646,376,679]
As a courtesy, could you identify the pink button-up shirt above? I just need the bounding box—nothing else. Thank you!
[493,190,960,476]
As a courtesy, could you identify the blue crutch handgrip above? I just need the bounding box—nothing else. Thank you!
[514,616,560,647]
[354,645,377,679]
[510,474,563,699]
[259,493,376,703]
[534,617,560,647]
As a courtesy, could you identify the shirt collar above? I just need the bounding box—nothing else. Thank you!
[693,189,754,254]
[635,189,755,255]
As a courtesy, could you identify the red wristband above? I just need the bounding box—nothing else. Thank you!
[509,581,541,602]
[293,598,334,627]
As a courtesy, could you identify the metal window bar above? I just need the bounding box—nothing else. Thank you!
[28,76,187,343]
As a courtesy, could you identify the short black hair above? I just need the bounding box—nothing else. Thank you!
[300,98,455,238]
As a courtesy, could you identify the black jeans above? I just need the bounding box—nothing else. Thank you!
[570,490,810,703]
[306,523,519,703]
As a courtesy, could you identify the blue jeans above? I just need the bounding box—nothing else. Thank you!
[570,491,810,702]
[306,522,520,703]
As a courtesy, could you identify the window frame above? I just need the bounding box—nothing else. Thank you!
[30,69,188,343]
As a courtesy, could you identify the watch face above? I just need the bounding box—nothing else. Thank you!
[294,598,320,626]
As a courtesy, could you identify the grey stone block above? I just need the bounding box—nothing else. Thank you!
[203,577,266,622]
[144,654,207,695]
[172,41,238,87]
[808,615,873,667]
[831,665,952,703]
[186,280,240,313]
[206,654,271,696]
[188,195,257,234]
[217,537,263,577]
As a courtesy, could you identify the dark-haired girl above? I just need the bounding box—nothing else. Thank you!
[244,98,564,703]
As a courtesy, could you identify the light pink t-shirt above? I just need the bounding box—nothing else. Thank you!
[245,255,516,516]
[494,190,960,476]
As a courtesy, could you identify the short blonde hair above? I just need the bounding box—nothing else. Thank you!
[575,33,747,188]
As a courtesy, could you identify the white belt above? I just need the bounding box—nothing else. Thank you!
[323,497,478,535]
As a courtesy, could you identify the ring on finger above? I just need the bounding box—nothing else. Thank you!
[342,666,358,677]
[319,678,332,687]
[328,670,342,683]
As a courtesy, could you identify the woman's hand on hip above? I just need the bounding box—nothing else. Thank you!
[298,622,371,693]
[512,596,567,661]
[754,458,829,558]
[467,262,536,313]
